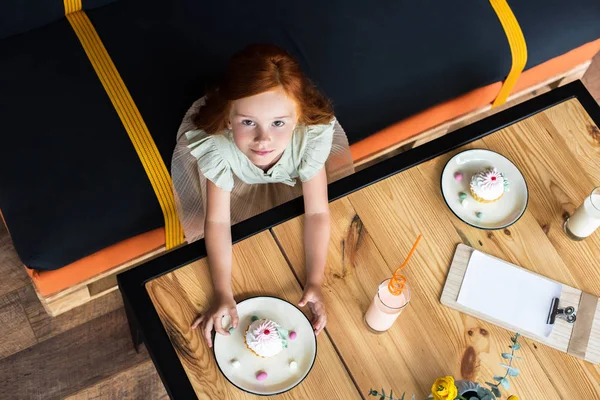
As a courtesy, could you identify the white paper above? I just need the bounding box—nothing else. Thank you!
[456,251,562,338]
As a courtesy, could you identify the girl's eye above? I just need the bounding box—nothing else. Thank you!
[242,120,255,126]
[272,120,285,127]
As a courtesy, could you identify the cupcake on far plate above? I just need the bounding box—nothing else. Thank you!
[244,318,289,358]
[470,167,509,203]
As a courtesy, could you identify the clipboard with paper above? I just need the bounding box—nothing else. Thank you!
[441,244,600,364]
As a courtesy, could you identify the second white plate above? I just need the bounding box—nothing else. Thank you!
[441,149,528,230]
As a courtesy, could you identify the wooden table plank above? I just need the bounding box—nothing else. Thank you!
[545,98,600,183]
[362,172,562,398]
[482,99,600,295]
[272,100,600,399]
[476,99,600,396]
[410,109,600,397]
[273,198,426,394]
[145,231,360,399]
[273,186,558,399]
[354,101,600,397]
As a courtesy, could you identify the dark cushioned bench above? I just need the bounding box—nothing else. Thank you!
[1,0,599,277]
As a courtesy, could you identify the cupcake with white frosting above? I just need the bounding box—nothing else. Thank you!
[244,318,289,358]
[470,167,508,203]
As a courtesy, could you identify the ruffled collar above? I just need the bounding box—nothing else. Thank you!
[225,129,298,187]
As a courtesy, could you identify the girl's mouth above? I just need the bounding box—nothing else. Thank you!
[252,149,274,156]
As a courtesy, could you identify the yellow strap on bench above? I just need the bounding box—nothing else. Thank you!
[489,0,528,107]
[64,0,81,14]
[64,0,184,249]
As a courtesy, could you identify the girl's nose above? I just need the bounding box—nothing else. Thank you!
[254,127,271,143]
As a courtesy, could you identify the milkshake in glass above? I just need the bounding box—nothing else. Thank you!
[364,279,411,333]
[564,187,600,241]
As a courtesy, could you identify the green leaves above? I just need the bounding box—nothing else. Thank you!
[505,353,523,361]
[486,332,523,398]
[477,386,498,400]
[367,388,407,400]
[500,364,520,377]
[489,386,502,398]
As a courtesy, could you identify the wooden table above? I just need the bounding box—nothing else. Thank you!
[118,81,600,399]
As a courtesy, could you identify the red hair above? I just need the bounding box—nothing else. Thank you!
[193,44,334,134]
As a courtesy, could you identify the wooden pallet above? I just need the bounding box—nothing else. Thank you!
[31,245,170,317]
[442,244,600,364]
[355,61,592,170]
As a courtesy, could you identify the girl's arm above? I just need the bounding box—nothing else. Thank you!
[205,179,233,298]
[191,179,238,347]
[299,167,330,334]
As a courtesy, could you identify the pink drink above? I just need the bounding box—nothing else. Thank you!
[365,279,411,332]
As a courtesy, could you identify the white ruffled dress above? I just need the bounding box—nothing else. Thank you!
[171,98,355,242]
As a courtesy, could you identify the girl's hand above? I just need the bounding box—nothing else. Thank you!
[191,293,239,348]
[298,284,327,335]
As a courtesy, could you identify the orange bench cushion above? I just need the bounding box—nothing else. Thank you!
[25,228,165,297]
[349,38,600,162]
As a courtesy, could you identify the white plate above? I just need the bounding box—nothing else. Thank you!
[213,296,316,396]
[441,149,528,230]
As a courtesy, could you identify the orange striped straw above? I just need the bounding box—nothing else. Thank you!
[388,234,423,296]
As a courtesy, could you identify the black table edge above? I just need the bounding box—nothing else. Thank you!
[117,80,600,400]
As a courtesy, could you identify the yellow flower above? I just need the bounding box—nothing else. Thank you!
[431,376,458,400]
[507,396,519,400]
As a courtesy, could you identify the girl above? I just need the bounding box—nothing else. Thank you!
[172,44,354,348]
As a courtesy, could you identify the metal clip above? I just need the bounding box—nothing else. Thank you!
[556,306,576,323]
[547,298,577,324]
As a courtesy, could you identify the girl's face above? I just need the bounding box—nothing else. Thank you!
[228,86,298,170]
